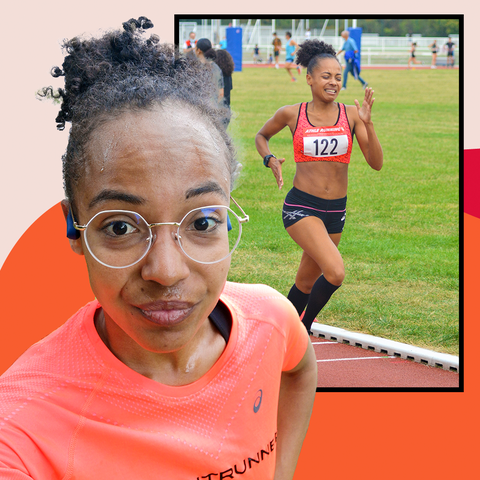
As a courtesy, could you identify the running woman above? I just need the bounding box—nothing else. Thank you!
[284,31,302,81]
[255,39,383,333]
[408,42,422,69]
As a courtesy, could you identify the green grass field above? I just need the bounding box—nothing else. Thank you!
[226,66,459,355]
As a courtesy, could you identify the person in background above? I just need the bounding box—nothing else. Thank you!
[212,48,235,127]
[336,30,368,91]
[429,39,438,68]
[253,44,260,64]
[219,36,227,49]
[444,36,456,68]
[0,16,317,479]
[195,38,224,104]
[183,30,197,58]
[408,42,422,69]
[284,32,302,82]
[272,32,282,69]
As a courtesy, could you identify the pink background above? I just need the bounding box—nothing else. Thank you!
[0,4,473,479]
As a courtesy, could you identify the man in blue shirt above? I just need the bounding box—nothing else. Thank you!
[337,30,368,91]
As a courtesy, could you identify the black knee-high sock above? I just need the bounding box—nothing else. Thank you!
[302,275,341,332]
[287,284,310,316]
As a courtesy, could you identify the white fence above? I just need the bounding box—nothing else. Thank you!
[178,21,460,67]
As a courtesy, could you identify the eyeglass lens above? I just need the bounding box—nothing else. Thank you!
[83,206,242,268]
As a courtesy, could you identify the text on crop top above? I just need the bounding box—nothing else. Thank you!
[293,102,353,164]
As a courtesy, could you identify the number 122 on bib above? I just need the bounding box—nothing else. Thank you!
[303,129,349,158]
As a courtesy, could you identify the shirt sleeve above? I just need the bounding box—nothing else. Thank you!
[281,300,309,372]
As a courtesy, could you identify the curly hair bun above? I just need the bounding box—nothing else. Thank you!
[295,39,338,71]
[38,17,239,204]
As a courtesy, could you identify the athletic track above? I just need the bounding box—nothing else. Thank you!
[309,328,459,389]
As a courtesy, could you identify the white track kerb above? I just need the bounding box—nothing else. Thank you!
[310,324,459,373]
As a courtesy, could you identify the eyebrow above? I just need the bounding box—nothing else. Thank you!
[185,181,228,200]
[88,190,146,209]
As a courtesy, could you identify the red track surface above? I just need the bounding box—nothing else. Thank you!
[311,335,459,389]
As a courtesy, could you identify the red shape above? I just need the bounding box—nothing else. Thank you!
[464,148,480,217]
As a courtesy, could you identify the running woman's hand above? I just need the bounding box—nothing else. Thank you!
[270,156,285,189]
[354,87,375,125]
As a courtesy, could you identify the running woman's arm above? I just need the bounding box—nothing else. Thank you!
[255,106,295,189]
[351,87,383,171]
[274,341,317,480]
[292,39,299,54]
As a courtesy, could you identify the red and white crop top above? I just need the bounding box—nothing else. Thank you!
[293,102,353,164]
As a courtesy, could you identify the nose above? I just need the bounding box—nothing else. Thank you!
[140,226,190,286]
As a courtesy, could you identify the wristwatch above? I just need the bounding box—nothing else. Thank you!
[263,154,276,167]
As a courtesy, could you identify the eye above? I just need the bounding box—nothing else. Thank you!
[93,212,144,238]
[183,208,225,235]
[104,220,138,236]
[192,215,219,232]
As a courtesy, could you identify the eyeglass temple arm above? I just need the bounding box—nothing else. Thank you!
[230,196,249,223]
[70,210,86,231]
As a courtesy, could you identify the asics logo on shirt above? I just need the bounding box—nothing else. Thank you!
[253,389,263,413]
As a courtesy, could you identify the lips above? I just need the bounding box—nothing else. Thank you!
[135,300,196,327]
[325,89,337,94]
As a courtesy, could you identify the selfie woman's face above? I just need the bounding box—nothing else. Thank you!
[70,103,232,355]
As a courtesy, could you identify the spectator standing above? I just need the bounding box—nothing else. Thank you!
[253,44,260,64]
[183,31,197,58]
[444,37,456,68]
[212,49,235,127]
[429,40,438,68]
[272,32,282,69]
[195,38,224,105]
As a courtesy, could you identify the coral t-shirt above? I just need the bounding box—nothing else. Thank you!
[0,282,308,479]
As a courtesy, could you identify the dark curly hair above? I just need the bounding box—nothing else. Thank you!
[214,50,235,77]
[295,39,339,73]
[39,17,238,206]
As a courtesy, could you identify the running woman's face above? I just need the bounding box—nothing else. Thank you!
[307,58,342,102]
[67,102,232,357]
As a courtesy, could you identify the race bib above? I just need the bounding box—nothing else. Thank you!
[303,126,349,158]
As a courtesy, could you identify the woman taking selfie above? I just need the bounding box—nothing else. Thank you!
[0,17,317,479]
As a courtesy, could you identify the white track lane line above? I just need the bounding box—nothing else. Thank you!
[311,341,337,345]
[317,356,396,363]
